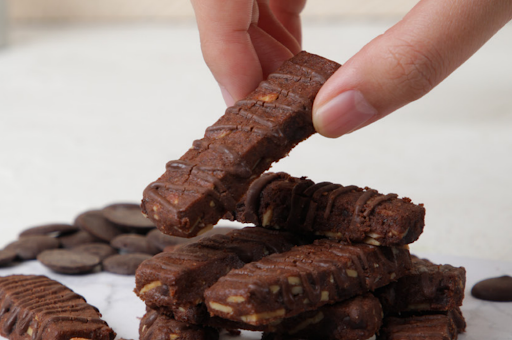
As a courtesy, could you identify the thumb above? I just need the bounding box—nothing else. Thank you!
[313,0,512,138]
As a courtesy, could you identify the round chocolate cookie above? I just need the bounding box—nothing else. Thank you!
[59,230,105,248]
[38,249,101,274]
[146,229,191,251]
[103,253,151,275]
[471,275,512,302]
[200,226,237,237]
[74,210,123,242]
[0,249,17,266]
[110,234,160,255]
[102,203,155,233]
[19,223,79,238]
[147,226,237,251]
[5,235,60,260]
[72,243,118,261]
[163,244,183,253]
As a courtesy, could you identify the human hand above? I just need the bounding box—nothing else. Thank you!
[190,0,305,106]
[191,0,512,138]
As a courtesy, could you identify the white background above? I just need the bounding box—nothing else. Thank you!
[1,21,511,261]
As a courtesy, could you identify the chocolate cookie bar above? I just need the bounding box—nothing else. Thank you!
[210,293,382,340]
[0,275,115,340]
[234,172,425,246]
[139,309,218,340]
[204,239,411,325]
[376,256,466,314]
[377,313,461,340]
[135,227,304,323]
[141,51,341,238]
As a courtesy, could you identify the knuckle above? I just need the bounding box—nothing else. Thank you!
[385,39,442,101]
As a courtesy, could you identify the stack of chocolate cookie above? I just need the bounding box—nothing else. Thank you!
[134,52,467,340]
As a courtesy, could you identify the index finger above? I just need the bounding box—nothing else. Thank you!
[191,0,263,104]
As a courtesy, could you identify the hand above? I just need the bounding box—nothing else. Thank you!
[190,0,305,106]
[191,0,512,138]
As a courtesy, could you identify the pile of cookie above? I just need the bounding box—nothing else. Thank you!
[135,173,466,340]
[134,52,467,340]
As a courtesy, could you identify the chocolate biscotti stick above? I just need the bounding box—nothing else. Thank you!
[376,256,466,314]
[0,275,116,340]
[209,293,382,340]
[142,51,341,238]
[377,313,461,340]
[135,227,305,323]
[139,309,219,340]
[233,172,425,246]
[204,239,411,325]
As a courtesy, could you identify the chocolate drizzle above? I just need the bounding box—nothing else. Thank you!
[135,227,303,313]
[238,172,424,246]
[244,175,386,232]
[141,52,341,237]
[146,83,307,215]
[0,275,115,340]
[205,240,411,323]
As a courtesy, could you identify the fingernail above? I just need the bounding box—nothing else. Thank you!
[220,85,235,107]
[313,90,378,138]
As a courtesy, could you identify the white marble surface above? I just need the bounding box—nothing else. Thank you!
[1,253,511,339]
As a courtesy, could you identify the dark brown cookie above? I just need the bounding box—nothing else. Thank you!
[19,223,79,237]
[200,226,238,238]
[72,243,118,260]
[135,227,304,323]
[378,313,458,340]
[162,244,182,253]
[0,275,116,340]
[377,256,466,313]
[102,203,155,233]
[205,239,411,325]
[37,249,101,274]
[471,275,512,302]
[147,226,238,251]
[110,234,161,255]
[211,293,383,339]
[235,172,425,246]
[141,51,341,238]
[59,229,105,248]
[74,209,123,242]
[5,235,60,260]
[139,309,219,340]
[103,253,152,275]
[0,249,17,266]
[146,229,191,251]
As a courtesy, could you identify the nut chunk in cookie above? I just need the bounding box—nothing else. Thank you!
[141,51,341,238]
[211,293,383,340]
[235,172,425,246]
[139,309,218,340]
[134,227,305,323]
[0,275,116,340]
[204,239,411,325]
